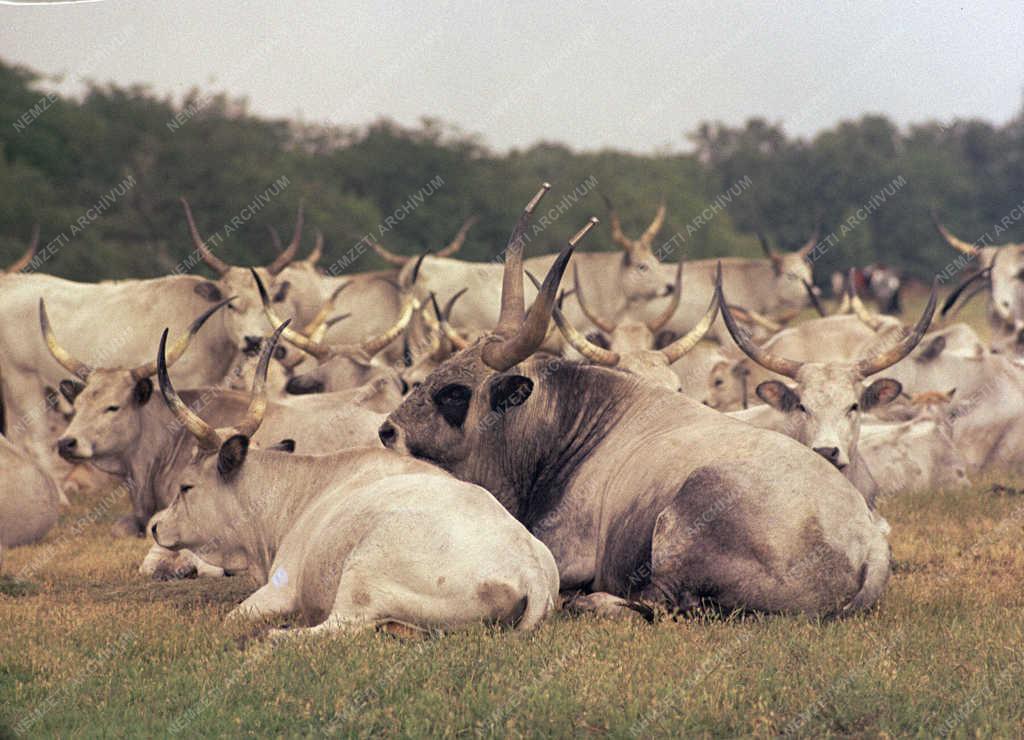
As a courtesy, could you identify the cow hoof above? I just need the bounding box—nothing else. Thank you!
[563,592,651,622]
[152,563,198,581]
[110,516,143,539]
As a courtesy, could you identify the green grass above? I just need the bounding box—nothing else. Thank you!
[2,479,1024,738]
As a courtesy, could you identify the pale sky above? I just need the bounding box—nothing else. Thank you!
[2,0,1022,152]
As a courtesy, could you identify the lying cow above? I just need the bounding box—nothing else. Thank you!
[150,324,559,635]
[1,432,61,555]
[380,186,890,618]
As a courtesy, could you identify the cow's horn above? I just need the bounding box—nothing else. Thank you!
[252,268,331,361]
[639,201,667,248]
[646,260,683,333]
[39,299,91,379]
[360,298,416,356]
[431,290,469,352]
[802,278,826,317]
[662,267,720,364]
[301,281,350,338]
[305,229,324,267]
[235,320,289,439]
[601,192,633,252]
[797,225,820,258]
[482,214,592,372]
[940,267,991,317]
[847,269,885,331]
[7,225,39,273]
[156,328,222,450]
[370,240,411,266]
[528,271,619,366]
[180,198,231,276]
[435,216,477,259]
[266,203,303,276]
[573,263,616,334]
[719,265,803,379]
[856,280,937,377]
[130,298,233,381]
[930,211,978,256]
[493,183,551,336]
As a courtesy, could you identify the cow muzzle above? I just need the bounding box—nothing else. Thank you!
[812,446,847,471]
[378,421,398,448]
[57,436,90,461]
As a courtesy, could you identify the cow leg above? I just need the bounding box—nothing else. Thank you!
[562,591,651,621]
[227,582,298,623]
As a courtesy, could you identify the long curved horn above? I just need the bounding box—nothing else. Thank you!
[482,216,595,371]
[847,269,885,331]
[180,198,230,276]
[944,280,988,321]
[301,281,350,337]
[306,229,324,267]
[662,271,720,364]
[802,279,826,317]
[156,329,222,450]
[267,226,283,251]
[573,263,616,333]
[728,305,783,333]
[494,183,551,336]
[931,211,978,256]
[360,298,415,356]
[7,225,39,273]
[718,266,803,379]
[370,240,411,266]
[252,268,331,361]
[639,202,666,247]
[856,281,937,378]
[528,272,619,366]
[266,203,303,276]
[940,267,991,317]
[410,251,428,285]
[601,193,632,251]
[435,216,477,258]
[39,299,91,379]
[235,320,289,438]
[431,290,469,352]
[129,297,233,381]
[646,260,683,333]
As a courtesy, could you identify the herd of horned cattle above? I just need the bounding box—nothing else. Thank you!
[2,182,1024,635]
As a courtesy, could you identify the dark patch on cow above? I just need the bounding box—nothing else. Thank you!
[756,380,800,412]
[272,281,291,303]
[59,378,86,404]
[133,378,153,406]
[489,374,533,414]
[269,438,295,453]
[915,335,946,363]
[217,434,249,480]
[285,375,324,395]
[433,383,472,428]
[193,281,224,303]
[793,518,860,614]
[653,330,677,351]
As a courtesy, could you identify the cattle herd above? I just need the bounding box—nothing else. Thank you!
[3,182,1024,635]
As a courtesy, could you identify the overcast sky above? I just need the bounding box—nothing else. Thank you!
[2,0,1022,153]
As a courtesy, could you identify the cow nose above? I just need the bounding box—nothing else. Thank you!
[243,336,262,355]
[57,437,77,459]
[378,422,397,448]
[813,446,840,464]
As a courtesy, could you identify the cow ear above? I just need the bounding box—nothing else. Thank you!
[194,281,224,303]
[272,281,291,303]
[756,380,800,411]
[217,434,249,480]
[489,374,534,414]
[653,330,678,351]
[133,377,153,406]
[861,378,902,410]
[59,379,86,404]
[269,439,295,453]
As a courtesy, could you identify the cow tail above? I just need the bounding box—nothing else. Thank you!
[514,579,555,631]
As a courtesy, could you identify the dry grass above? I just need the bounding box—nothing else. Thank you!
[2,477,1023,737]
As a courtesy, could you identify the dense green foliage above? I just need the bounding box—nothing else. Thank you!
[1,58,1022,283]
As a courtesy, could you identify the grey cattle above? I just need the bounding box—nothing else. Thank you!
[1,431,60,552]
[717,282,938,508]
[380,185,889,618]
[150,325,558,635]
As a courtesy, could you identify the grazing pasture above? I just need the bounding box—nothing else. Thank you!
[2,469,1023,736]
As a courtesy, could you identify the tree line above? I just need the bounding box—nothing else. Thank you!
[1,58,1021,284]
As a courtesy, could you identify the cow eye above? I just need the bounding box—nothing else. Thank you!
[848,402,860,414]
[105,405,120,413]
[796,403,808,414]
[713,379,724,387]
[179,484,194,494]
[432,383,472,428]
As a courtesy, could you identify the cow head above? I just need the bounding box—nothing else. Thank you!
[532,261,719,392]
[149,320,291,571]
[399,291,471,392]
[41,298,230,467]
[179,198,307,354]
[705,358,751,410]
[757,230,818,311]
[380,185,596,508]
[250,269,413,395]
[719,276,937,471]
[602,195,673,303]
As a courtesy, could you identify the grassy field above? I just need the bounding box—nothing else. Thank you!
[3,287,1023,738]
